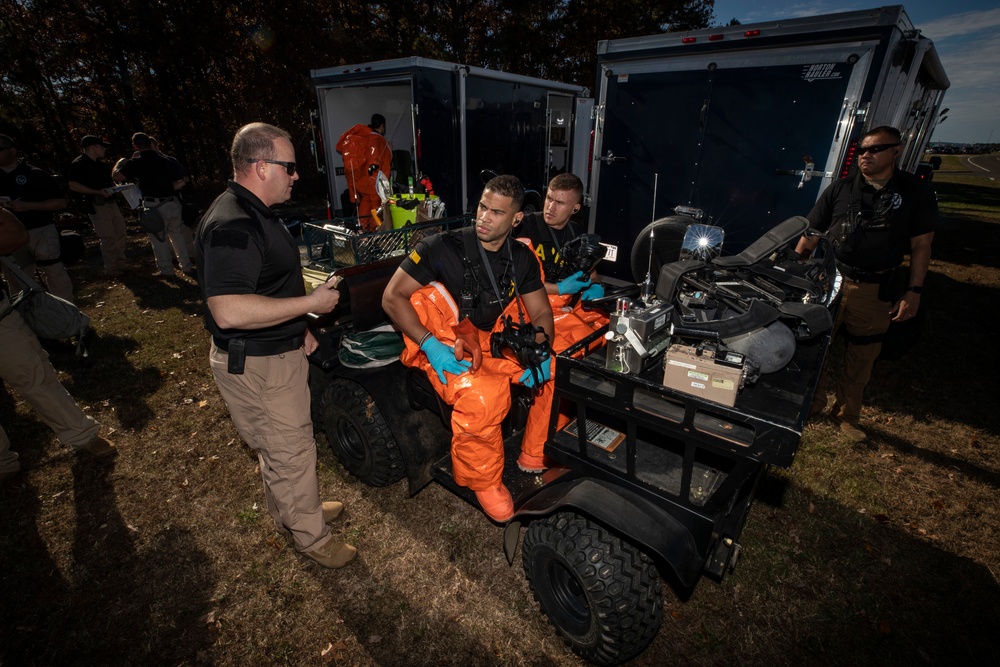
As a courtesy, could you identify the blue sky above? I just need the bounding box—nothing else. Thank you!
[708,1,1000,144]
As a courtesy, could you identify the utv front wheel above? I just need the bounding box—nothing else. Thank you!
[523,512,662,666]
[321,378,404,486]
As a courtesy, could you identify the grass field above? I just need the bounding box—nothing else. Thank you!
[1,162,998,666]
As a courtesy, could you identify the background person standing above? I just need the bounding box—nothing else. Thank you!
[0,133,74,302]
[113,132,191,277]
[796,125,936,442]
[68,135,128,277]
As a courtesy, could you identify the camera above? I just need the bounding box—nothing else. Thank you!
[554,233,605,282]
[490,315,551,368]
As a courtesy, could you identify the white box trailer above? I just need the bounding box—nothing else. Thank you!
[587,5,950,281]
[311,57,592,218]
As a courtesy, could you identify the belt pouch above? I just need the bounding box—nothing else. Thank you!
[227,338,247,374]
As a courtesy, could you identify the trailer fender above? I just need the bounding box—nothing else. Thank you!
[504,476,704,589]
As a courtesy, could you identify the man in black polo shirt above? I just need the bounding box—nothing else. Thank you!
[0,133,74,302]
[382,174,555,523]
[795,125,936,442]
[196,122,355,569]
[113,131,191,276]
[69,135,128,276]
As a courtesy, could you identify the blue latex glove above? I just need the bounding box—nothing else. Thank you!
[519,354,553,388]
[556,270,591,296]
[421,335,471,384]
[580,282,605,301]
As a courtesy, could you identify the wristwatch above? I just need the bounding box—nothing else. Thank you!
[906,286,923,294]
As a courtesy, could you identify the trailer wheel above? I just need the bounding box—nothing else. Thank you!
[523,512,662,666]
[320,378,405,486]
[630,216,691,284]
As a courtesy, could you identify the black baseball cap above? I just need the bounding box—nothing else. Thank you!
[0,134,15,149]
[82,135,111,148]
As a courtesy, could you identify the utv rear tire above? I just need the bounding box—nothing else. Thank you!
[321,378,405,486]
[523,512,662,666]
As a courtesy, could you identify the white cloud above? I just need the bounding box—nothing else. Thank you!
[921,8,1000,40]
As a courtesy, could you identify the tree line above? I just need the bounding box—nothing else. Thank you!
[0,0,715,203]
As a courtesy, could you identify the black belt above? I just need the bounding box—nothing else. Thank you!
[213,335,304,356]
[214,335,304,374]
[836,261,895,285]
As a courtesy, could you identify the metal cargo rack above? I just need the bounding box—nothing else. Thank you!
[302,215,473,270]
[544,325,829,579]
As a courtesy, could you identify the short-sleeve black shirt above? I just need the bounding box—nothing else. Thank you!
[807,169,937,272]
[68,154,114,199]
[0,161,62,230]
[400,226,543,331]
[196,181,306,343]
[516,212,582,282]
[116,150,181,198]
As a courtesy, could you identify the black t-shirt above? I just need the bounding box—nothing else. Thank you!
[196,181,306,342]
[0,161,62,230]
[516,212,582,282]
[116,150,182,198]
[400,226,543,331]
[68,154,114,205]
[807,169,937,272]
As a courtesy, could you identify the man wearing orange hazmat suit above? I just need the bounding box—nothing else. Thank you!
[382,175,555,522]
[336,114,392,232]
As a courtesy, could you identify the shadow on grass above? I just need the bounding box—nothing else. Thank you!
[729,484,1000,666]
[117,271,204,316]
[868,268,1000,437]
[45,332,165,432]
[0,461,216,665]
[931,211,1000,270]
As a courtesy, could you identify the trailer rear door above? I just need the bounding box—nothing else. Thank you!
[591,44,873,280]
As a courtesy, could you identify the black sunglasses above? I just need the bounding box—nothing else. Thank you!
[247,158,296,175]
[857,142,900,155]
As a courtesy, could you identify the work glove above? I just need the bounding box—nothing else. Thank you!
[556,271,591,296]
[580,283,605,301]
[421,335,471,384]
[519,353,553,388]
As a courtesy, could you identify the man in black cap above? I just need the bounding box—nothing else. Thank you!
[0,133,74,303]
[69,135,128,277]
[113,131,191,277]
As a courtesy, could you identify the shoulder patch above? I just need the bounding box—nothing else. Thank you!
[210,228,250,250]
[408,249,421,264]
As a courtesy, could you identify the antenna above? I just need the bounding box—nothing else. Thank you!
[640,173,659,302]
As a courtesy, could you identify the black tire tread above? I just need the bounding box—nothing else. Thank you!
[523,512,663,666]
[321,377,405,486]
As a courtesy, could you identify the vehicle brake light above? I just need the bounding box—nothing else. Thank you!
[708,34,724,41]
[840,139,858,179]
[682,36,696,44]
[744,29,761,37]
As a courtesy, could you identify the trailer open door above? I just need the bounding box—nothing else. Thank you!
[590,46,873,280]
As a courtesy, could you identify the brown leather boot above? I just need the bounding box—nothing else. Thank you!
[303,538,357,569]
[77,435,117,458]
[322,501,344,523]
[837,419,868,443]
